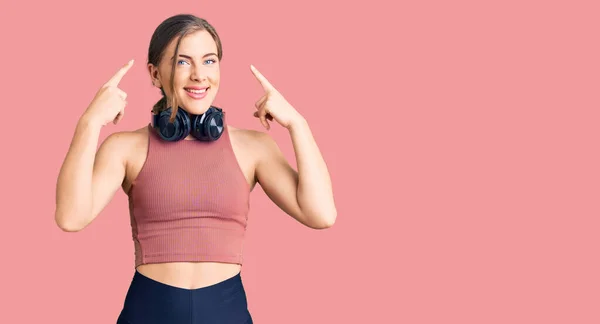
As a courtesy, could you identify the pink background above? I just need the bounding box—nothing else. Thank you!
[1,0,599,323]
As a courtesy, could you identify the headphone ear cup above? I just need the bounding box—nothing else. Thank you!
[154,107,191,141]
[205,109,225,141]
[191,107,225,141]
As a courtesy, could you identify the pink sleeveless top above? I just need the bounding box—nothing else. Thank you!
[127,118,250,268]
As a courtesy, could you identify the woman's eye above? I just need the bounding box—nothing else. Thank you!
[177,58,216,65]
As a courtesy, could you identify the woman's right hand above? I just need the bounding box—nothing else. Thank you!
[81,59,134,127]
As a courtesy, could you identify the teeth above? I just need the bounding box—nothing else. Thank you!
[186,88,206,94]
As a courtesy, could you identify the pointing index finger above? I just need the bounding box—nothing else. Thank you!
[250,64,274,91]
[105,59,134,87]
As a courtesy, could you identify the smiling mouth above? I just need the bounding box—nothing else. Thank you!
[185,87,208,94]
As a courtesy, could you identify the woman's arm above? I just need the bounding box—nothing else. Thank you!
[55,60,133,232]
[249,64,336,229]
[55,120,127,232]
[255,119,337,229]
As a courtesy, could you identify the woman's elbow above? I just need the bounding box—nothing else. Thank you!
[307,210,337,229]
[55,211,86,232]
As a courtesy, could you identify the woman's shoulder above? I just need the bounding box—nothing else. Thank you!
[98,124,150,160]
[102,124,150,145]
[227,125,276,150]
[227,125,281,161]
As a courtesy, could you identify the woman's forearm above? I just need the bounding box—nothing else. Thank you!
[288,117,337,227]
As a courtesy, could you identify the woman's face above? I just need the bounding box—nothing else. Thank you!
[148,29,221,115]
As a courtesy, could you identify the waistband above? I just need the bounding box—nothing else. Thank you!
[132,269,243,294]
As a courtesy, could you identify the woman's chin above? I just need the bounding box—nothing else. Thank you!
[179,101,214,115]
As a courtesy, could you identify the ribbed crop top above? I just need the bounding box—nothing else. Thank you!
[126,118,250,268]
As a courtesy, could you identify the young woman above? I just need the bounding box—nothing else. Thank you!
[54,13,336,324]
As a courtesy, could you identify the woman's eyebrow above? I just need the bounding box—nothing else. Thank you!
[173,53,218,60]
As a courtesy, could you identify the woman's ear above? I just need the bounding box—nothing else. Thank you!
[148,63,162,88]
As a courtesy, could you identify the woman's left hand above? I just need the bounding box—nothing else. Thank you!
[250,65,303,130]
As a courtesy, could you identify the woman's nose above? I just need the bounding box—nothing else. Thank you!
[190,66,207,81]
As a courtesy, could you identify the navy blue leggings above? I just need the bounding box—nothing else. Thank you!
[116,270,253,324]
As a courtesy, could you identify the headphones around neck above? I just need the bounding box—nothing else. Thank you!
[152,106,225,142]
